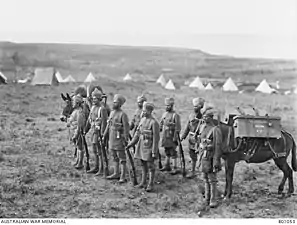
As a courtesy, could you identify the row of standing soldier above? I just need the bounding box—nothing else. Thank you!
[66,88,222,208]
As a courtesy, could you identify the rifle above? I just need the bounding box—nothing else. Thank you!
[98,130,109,177]
[176,133,186,177]
[81,128,90,171]
[158,152,163,169]
[124,139,138,186]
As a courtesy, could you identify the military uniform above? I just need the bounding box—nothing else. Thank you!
[128,102,160,192]
[67,95,87,170]
[197,107,222,208]
[104,94,130,183]
[85,88,108,175]
[160,97,181,175]
[181,97,205,178]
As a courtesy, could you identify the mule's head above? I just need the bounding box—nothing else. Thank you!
[60,93,73,122]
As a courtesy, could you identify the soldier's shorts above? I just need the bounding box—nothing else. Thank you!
[189,148,198,161]
[111,149,127,164]
[164,147,177,159]
[202,172,218,184]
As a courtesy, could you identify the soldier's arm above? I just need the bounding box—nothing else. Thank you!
[122,112,130,143]
[84,113,91,134]
[159,112,166,132]
[181,118,190,140]
[173,113,181,141]
[213,127,223,163]
[100,107,108,136]
[73,111,85,140]
[129,118,142,146]
[103,112,113,139]
[152,120,160,156]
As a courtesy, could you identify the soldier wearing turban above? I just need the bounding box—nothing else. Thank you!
[159,97,181,175]
[196,105,222,208]
[130,95,147,136]
[180,97,205,179]
[67,94,87,170]
[103,94,130,183]
[84,88,109,175]
[127,102,160,192]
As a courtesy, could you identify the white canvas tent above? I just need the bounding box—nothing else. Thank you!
[164,79,176,90]
[156,74,167,87]
[255,79,275,94]
[84,72,96,83]
[55,71,64,83]
[123,73,133,81]
[0,71,8,84]
[205,83,214,90]
[189,76,205,89]
[62,75,76,83]
[31,68,59,86]
[222,77,238,91]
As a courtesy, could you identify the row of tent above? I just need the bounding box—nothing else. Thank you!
[155,74,287,94]
[0,68,98,85]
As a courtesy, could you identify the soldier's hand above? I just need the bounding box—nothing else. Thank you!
[152,153,156,159]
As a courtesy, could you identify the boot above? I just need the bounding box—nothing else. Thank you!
[209,182,219,208]
[95,156,104,176]
[160,156,171,172]
[75,150,84,170]
[170,158,179,175]
[203,182,210,205]
[135,162,148,188]
[186,160,197,179]
[106,162,120,180]
[87,154,99,174]
[118,163,127,183]
[146,169,155,192]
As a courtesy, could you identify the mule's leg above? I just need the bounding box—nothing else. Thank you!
[224,158,236,199]
[273,157,294,194]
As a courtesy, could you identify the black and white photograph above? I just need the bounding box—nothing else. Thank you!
[0,0,296,220]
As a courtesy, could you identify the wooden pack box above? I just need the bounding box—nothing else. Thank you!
[233,115,281,139]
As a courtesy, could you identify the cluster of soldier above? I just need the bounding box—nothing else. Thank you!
[64,87,222,208]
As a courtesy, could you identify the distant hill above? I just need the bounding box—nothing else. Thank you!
[0,42,296,86]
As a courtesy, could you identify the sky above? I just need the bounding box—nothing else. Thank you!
[0,0,296,59]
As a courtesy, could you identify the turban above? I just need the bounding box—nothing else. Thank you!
[87,84,103,97]
[91,88,102,99]
[74,85,87,98]
[192,97,205,107]
[73,94,84,104]
[201,103,217,117]
[165,97,174,105]
[113,94,126,105]
[137,95,147,103]
[143,102,154,112]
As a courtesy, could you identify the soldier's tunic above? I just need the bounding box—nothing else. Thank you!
[130,108,143,136]
[198,122,222,181]
[68,107,87,151]
[133,116,160,161]
[160,111,181,159]
[181,112,203,161]
[86,104,108,152]
[105,109,130,163]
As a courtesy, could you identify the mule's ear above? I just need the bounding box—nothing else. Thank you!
[66,93,71,100]
[61,93,67,101]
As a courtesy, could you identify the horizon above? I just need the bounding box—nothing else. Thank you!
[0,0,296,60]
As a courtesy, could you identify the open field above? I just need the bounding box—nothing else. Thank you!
[0,78,297,218]
[1,42,297,218]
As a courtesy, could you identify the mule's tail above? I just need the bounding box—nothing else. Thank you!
[291,136,297,171]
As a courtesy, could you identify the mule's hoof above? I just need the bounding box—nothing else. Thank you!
[277,190,283,195]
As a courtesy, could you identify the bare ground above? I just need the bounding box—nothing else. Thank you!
[0,80,297,218]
